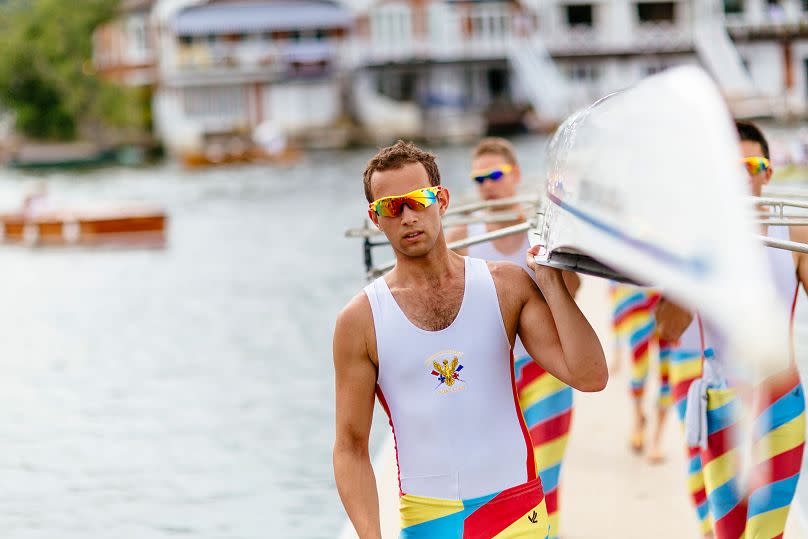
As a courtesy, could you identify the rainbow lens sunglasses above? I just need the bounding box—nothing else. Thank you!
[369,186,443,218]
[471,164,513,184]
[742,156,770,175]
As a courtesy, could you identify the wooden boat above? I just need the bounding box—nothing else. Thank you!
[181,147,302,168]
[0,207,167,248]
[531,65,788,378]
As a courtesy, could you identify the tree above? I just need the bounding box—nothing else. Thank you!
[0,0,142,141]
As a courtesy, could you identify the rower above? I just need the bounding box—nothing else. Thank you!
[333,140,607,538]
[446,137,579,539]
[658,121,806,539]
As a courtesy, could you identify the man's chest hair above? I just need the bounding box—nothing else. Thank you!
[394,281,465,331]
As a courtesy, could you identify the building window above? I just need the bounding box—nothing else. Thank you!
[371,4,413,47]
[375,70,417,101]
[565,63,600,81]
[183,86,245,118]
[636,2,676,23]
[644,60,670,76]
[128,15,150,55]
[723,0,744,13]
[565,4,594,27]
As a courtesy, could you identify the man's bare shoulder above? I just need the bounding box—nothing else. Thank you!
[335,291,373,336]
[790,224,808,245]
[487,259,531,278]
[487,260,535,295]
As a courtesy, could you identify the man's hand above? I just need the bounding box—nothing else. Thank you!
[526,245,565,289]
[654,297,693,342]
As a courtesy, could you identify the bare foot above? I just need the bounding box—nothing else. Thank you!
[630,415,645,454]
[646,407,668,464]
[646,446,666,464]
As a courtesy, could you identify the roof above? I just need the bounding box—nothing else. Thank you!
[173,0,354,36]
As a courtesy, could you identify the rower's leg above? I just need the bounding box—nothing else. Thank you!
[744,367,805,539]
[648,340,672,464]
[515,357,573,539]
[700,387,748,539]
[608,282,626,371]
[629,314,655,453]
[669,345,714,535]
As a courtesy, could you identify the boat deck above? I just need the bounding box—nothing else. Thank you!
[339,276,808,538]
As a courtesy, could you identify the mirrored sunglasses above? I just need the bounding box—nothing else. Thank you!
[471,164,513,184]
[369,186,442,218]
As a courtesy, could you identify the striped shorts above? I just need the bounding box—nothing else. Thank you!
[399,479,549,538]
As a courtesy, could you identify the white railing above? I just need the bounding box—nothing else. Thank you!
[545,22,694,55]
[354,2,526,65]
[725,12,808,33]
[173,39,345,76]
[350,34,514,66]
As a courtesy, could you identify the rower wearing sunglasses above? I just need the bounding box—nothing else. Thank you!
[445,137,579,539]
[654,121,807,539]
[333,140,607,539]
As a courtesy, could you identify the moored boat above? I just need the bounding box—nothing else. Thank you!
[0,207,167,248]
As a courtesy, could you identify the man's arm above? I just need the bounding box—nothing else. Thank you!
[444,224,469,255]
[562,271,581,298]
[790,226,808,295]
[654,297,694,342]
[500,249,607,391]
[333,295,382,539]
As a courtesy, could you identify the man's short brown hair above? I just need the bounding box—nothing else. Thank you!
[472,137,518,166]
[363,140,441,202]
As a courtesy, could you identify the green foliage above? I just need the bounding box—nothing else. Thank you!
[0,0,139,141]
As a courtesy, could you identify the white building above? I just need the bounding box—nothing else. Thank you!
[151,0,353,157]
[723,0,808,117]
[536,0,808,119]
[99,0,808,151]
[345,0,564,141]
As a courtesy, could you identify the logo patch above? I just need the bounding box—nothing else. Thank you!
[428,350,466,394]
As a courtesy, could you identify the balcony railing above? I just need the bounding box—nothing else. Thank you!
[545,22,694,56]
[725,12,808,37]
[172,39,347,80]
[351,32,519,66]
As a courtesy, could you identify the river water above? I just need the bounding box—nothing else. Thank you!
[2,132,808,539]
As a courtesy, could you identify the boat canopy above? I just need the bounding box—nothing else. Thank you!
[174,1,353,36]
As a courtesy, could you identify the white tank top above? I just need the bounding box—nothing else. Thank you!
[678,225,797,371]
[467,222,534,359]
[766,225,798,310]
[364,256,536,499]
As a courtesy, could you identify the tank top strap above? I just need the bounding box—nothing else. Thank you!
[363,278,387,341]
[465,257,511,345]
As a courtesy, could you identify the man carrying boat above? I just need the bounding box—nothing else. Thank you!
[332,140,607,538]
[660,121,806,539]
[445,137,579,539]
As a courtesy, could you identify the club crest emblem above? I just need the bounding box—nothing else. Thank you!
[427,350,467,394]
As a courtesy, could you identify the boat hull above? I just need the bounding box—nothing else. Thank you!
[531,66,788,378]
[0,211,167,248]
